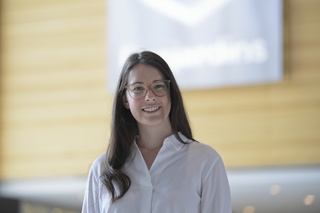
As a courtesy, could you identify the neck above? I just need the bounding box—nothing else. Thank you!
[137,124,173,150]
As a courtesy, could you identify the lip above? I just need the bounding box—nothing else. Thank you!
[142,106,161,112]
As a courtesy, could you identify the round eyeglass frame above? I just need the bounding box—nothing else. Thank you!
[125,80,171,100]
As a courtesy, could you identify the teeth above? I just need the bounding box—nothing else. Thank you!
[143,107,159,112]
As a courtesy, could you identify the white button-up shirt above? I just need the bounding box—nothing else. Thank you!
[82,134,231,213]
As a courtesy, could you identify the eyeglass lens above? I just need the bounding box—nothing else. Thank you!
[127,80,170,99]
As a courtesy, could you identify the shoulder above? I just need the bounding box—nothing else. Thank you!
[93,153,106,164]
[186,141,228,181]
[187,141,221,163]
[170,133,222,163]
[89,153,107,176]
[188,140,219,155]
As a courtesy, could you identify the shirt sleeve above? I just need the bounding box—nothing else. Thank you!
[200,155,232,213]
[81,158,102,213]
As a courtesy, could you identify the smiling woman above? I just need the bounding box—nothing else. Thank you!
[124,64,172,130]
[81,51,232,213]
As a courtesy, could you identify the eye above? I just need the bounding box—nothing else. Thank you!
[153,82,167,90]
[131,84,145,93]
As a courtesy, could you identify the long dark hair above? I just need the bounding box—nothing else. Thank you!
[100,51,193,202]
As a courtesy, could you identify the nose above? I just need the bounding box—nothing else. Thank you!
[145,88,156,101]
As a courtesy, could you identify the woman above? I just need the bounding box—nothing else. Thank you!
[82,51,232,213]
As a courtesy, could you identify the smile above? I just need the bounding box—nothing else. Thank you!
[143,106,160,112]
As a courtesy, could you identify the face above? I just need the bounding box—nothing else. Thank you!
[124,64,171,130]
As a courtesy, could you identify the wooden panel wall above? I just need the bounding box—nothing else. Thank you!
[0,0,110,179]
[1,0,320,179]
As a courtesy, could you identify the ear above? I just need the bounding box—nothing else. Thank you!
[123,95,130,109]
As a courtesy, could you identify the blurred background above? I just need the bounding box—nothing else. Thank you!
[0,0,319,213]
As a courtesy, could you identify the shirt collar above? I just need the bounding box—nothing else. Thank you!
[133,132,193,152]
[163,132,192,151]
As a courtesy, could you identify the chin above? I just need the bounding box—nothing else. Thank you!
[139,119,168,128]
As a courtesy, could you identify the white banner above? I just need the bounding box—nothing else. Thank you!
[107,0,282,90]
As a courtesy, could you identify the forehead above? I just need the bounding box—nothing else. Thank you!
[127,64,164,84]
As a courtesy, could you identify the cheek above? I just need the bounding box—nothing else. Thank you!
[126,93,134,107]
[127,96,140,114]
[164,97,172,113]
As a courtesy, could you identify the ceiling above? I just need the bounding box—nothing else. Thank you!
[1,166,319,213]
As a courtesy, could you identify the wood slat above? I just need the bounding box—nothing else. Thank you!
[1,0,320,179]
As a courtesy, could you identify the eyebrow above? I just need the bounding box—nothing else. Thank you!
[130,81,144,85]
[130,80,164,85]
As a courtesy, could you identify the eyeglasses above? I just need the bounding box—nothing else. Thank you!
[125,80,171,100]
